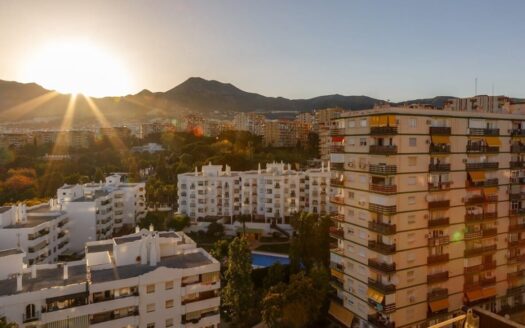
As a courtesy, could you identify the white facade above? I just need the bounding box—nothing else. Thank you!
[0,229,220,328]
[178,162,332,234]
[0,203,70,265]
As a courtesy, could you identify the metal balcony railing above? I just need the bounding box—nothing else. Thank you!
[368,240,396,255]
[467,144,499,153]
[427,271,449,284]
[511,144,525,153]
[368,278,396,294]
[428,288,448,301]
[428,200,450,209]
[429,127,451,135]
[368,221,397,235]
[369,164,397,175]
[427,254,449,264]
[429,144,451,153]
[465,162,499,170]
[428,163,451,171]
[369,145,398,155]
[368,259,396,273]
[464,244,497,257]
[370,126,398,135]
[369,183,397,193]
[428,217,449,227]
[369,203,396,215]
[469,128,499,136]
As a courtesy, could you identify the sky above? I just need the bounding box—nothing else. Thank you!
[1,0,525,101]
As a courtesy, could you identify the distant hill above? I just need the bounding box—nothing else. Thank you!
[0,77,457,124]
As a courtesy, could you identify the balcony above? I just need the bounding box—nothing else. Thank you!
[465,212,497,223]
[368,259,396,273]
[369,164,397,175]
[467,144,499,153]
[428,288,448,301]
[369,145,397,155]
[368,221,397,235]
[466,178,498,188]
[464,244,497,257]
[330,145,345,153]
[465,162,499,170]
[428,200,450,209]
[23,311,41,323]
[331,163,344,170]
[510,192,525,201]
[465,277,496,291]
[464,261,497,274]
[427,271,449,284]
[329,227,344,239]
[428,217,449,227]
[508,223,525,231]
[330,196,345,205]
[330,213,344,223]
[368,314,395,328]
[428,163,451,172]
[369,183,397,194]
[368,278,396,294]
[427,254,449,265]
[429,127,451,135]
[510,161,525,169]
[368,240,396,255]
[511,129,525,137]
[464,228,497,240]
[428,235,450,246]
[510,177,525,185]
[428,182,451,191]
[330,178,345,187]
[370,126,398,135]
[469,128,499,136]
[511,144,525,153]
[330,128,346,135]
[465,195,497,205]
[429,144,451,153]
[508,254,525,263]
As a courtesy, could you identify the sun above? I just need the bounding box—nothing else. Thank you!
[21,40,133,97]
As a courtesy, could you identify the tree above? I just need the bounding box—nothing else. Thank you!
[0,317,17,328]
[165,214,190,231]
[223,237,255,326]
[210,239,230,265]
[207,222,225,238]
[138,211,167,231]
[263,262,286,290]
[289,212,330,272]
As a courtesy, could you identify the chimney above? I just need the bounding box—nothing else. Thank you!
[16,273,22,292]
[31,265,36,279]
[63,264,68,280]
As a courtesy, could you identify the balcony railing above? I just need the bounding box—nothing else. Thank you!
[429,127,451,135]
[369,164,397,175]
[330,128,346,135]
[464,228,497,240]
[428,182,451,191]
[429,144,451,153]
[368,278,396,294]
[330,178,345,187]
[465,212,497,223]
[369,203,396,215]
[469,128,500,136]
[465,162,499,170]
[466,178,499,188]
[23,311,41,323]
[368,259,396,273]
[427,254,449,265]
[428,217,449,227]
[329,227,344,239]
[428,200,450,209]
[428,235,450,246]
[467,144,499,153]
[510,177,525,185]
[465,195,497,205]
[508,223,525,231]
[368,314,395,328]
[330,145,345,153]
[368,221,397,235]
[511,129,525,136]
[428,163,451,172]
[510,192,525,201]
[330,196,345,205]
[508,254,525,263]
[427,271,449,284]
[428,288,448,301]
[370,126,398,135]
[369,183,397,194]
[464,261,497,274]
[510,161,525,169]
[368,240,396,255]
[464,244,497,257]
[464,277,496,291]
[369,145,398,155]
[511,144,525,153]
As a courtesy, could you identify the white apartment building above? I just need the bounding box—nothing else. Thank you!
[178,162,331,235]
[0,229,220,328]
[0,202,70,265]
[328,102,525,328]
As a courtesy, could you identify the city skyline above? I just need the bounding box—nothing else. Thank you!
[1,0,525,100]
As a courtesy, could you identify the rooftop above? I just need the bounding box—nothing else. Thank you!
[0,249,23,257]
[86,243,113,254]
[4,215,60,228]
[0,207,11,214]
[72,190,111,202]
[90,251,213,283]
[114,235,142,245]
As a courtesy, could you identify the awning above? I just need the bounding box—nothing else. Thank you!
[328,301,354,327]
[483,187,498,195]
[485,137,501,147]
[466,289,484,302]
[469,171,486,182]
[431,135,450,144]
[388,115,396,126]
[331,268,344,280]
[369,116,381,127]
[367,288,384,304]
[332,136,345,143]
[369,115,396,127]
[482,287,497,298]
[429,298,449,312]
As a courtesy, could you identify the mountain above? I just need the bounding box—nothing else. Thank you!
[0,77,455,125]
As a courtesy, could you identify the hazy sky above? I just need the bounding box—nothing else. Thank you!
[1,0,524,100]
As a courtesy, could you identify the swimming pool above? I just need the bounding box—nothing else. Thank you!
[251,251,290,268]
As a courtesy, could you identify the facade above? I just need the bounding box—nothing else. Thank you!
[316,108,345,162]
[233,112,266,136]
[0,133,30,148]
[0,203,70,265]
[0,229,220,328]
[33,130,94,149]
[139,122,175,139]
[132,143,165,154]
[328,103,525,328]
[177,162,331,235]
[263,120,299,147]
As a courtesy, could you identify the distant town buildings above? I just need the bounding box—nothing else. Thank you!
[131,142,165,154]
[233,112,266,136]
[315,108,344,162]
[177,162,331,236]
[0,229,220,328]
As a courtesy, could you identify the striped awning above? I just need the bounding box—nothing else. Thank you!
[431,135,450,144]
[367,288,384,304]
[328,301,354,327]
[468,171,486,182]
[485,137,501,147]
[429,298,449,312]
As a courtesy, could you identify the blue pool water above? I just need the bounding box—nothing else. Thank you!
[251,252,290,267]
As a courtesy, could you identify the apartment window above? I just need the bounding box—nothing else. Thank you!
[407,232,416,244]
[407,252,416,264]
[358,211,367,221]
[146,284,155,293]
[359,175,367,184]
[407,176,416,185]
[359,138,367,146]
[358,249,366,258]
[409,118,417,128]
[165,281,174,290]
[348,120,356,128]
[147,303,155,313]
[360,118,367,127]
[358,230,367,240]
[348,245,355,254]
[165,299,174,309]
[409,137,417,147]
[408,156,417,166]
[348,191,355,199]
[407,270,415,283]
[165,319,174,328]
[347,209,354,218]
[407,215,416,225]
[348,137,355,146]
[408,196,416,205]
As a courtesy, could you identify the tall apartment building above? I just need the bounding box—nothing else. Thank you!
[233,112,266,136]
[316,108,345,162]
[0,229,220,328]
[0,133,30,148]
[177,162,331,235]
[263,120,310,148]
[0,202,70,265]
[139,122,175,139]
[33,130,95,149]
[328,104,525,328]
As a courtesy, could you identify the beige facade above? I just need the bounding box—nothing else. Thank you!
[316,108,344,162]
[329,105,525,328]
